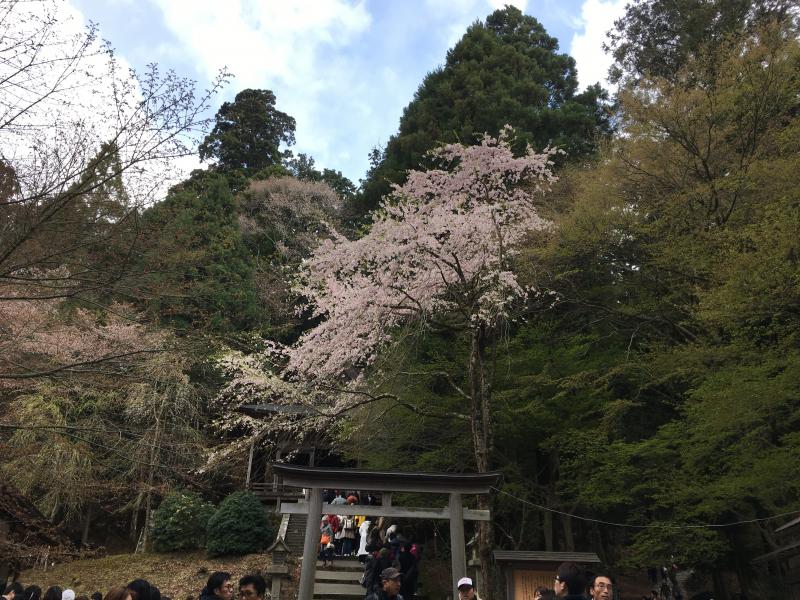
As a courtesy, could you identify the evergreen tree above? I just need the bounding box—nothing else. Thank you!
[354,6,612,216]
[199,89,296,177]
[141,173,260,332]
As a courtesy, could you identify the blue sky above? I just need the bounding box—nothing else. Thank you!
[70,0,626,185]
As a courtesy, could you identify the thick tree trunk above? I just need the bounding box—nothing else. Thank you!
[561,514,575,552]
[468,325,494,596]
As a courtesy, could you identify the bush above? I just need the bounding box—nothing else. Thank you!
[151,491,216,552]
[206,491,273,556]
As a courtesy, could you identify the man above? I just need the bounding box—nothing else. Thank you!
[457,577,478,600]
[237,575,266,600]
[588,574,613,600]
[199,572,233,600]
[366,567,404,600]
[3,582,24,600]
[331,490,347,505]
[553,561,587,599]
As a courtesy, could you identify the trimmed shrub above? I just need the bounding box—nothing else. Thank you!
[151,491,216,552]
[206,491,273,556]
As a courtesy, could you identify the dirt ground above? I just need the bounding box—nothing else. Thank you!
[19,551,281,600]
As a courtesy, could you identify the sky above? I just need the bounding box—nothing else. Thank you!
[68,0,628,185]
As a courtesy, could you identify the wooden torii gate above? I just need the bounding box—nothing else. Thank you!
[273,464,501,599]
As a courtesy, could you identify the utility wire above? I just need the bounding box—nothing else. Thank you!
[491,486,800,530]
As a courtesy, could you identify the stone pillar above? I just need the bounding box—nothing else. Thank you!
[449,492,466,594]
[297,486,322,600]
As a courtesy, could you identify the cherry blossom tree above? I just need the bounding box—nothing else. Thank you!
[291,128,556,466]
[287,128,558,589]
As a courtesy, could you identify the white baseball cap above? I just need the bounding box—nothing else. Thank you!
[457,577,473,589]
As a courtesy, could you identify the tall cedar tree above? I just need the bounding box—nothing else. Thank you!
[199,89,296,178]
[354,6,611,216]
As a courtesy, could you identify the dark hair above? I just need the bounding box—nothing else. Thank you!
[91,593,102,600]
[103,587,131,600]
[43,587,62,600]
[126,580,152,600]
[206,573,231,595]
[534,587,556,600]
[149,587,160,600]
[24,586,42,600]
[238,576,266,598]
[557,561,587,595]
[4,583,24,598]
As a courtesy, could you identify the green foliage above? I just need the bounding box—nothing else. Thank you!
[606,0,797,84]
[141,172,260,332]
[350,21,800,593]
[151,491,216,552]
[205,491,273,556]
[199,89,296,176]
[353,6,612,216]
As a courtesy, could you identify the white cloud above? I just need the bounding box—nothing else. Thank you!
[147,0,372,178]
[569,0,627,91]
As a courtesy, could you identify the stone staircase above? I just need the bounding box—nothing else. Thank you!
[283,511,308,553]
[313,558,364,600]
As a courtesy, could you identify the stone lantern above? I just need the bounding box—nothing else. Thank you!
[265,538,291,600]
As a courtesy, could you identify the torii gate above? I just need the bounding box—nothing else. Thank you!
[273,464,501,599]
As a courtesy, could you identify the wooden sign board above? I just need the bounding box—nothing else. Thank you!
[512,569,553,600]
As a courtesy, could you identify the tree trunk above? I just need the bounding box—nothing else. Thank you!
[81,504,92,546]
[138,400,164,553]
[561,513,575,552]
[543,509,553,552]
[468,325,494,596]
[712,570,728,600]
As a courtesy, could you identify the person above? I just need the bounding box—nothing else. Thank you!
[554,561,587,599]
[457,577,480,600]
[90,593,102,600]
[102,589,130,600]
[331,490,347,505]
[3,583,24,600]
[126,581,152,600]
[237,575,266,600]
[199,572,233,600]
[534,587,556,600]
[357,518,372,561]
[366,567,404,600]
[320,516,335,566]
[588,574,613,600]
[43,588,62,600]
[398,541,418,599]
[339,513,357,556]
[61,590,75,600]
[23,586,41,600]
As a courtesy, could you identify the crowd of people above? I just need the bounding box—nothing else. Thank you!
[360,559,630,600]
[317,490,420,599]
[1,572,268,600]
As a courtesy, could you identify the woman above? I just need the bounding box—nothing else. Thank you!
[319,516,335,567]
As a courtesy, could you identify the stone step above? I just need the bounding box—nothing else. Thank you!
[314,559,364,570]
[313,582,365,596]
[315,570,363,582]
